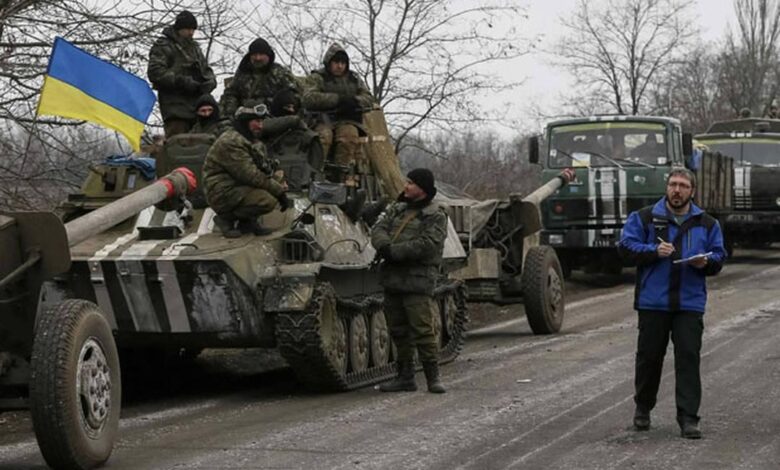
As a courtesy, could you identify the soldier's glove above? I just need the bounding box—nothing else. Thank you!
[178,76,201,93]
[377,244,393,261]
[337,95,359,112]
[277,193,291,212]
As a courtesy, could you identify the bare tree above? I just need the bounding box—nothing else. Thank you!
[0,0,243,209]
[717,0,780,115]
[242,0,532,152]
[555,0,696,115]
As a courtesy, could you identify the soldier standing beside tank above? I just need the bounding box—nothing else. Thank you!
[372,168,448,394]
[202,104,290,238]
[220,38,301,119]
[190,94,231,137]
[147,10,216,138]
[302,43,375,171]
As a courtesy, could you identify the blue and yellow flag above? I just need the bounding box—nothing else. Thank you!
[37,37,156,152]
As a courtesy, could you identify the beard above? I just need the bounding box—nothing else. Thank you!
[667,193,692,209]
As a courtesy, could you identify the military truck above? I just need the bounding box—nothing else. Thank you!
[695,118,780,250]
[0,107,571,469]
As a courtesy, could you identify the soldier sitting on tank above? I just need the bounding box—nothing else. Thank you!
[220,37,301,119]
[203,103,291,238]
[189,94,231,137]
[302,43,376,179]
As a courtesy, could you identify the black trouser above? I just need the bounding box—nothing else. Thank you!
[634,310,704,424]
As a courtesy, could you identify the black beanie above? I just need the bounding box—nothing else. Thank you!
[174,10,197,30]
[248,38,274,58]
[270,88,300,117]
[407,168,436,198]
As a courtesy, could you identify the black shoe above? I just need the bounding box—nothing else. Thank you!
[422,361,446,394]
[214,215,241,238]
[633,407,650,431]
[379,361,417,392]
[680,421,702,439]
[238,218,273,236]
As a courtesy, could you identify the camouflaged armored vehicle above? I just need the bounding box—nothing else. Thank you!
[0,107,571,469]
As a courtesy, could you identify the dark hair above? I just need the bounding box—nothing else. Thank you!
[667,167,696,188]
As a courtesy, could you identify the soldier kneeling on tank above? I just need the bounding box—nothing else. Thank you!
[203,103,291,238]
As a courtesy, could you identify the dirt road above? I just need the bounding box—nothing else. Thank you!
[2,249,779,469]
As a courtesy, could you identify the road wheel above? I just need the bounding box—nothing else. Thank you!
[319,286,348,376]
[30,299,120,470]
[369,310,390,367]
[349,314,369,373]
[522,246,565,334]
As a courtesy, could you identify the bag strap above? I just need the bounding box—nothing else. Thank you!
[391,210,419,242]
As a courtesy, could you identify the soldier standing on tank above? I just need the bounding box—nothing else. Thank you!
[372,168,448,394]
[220,38,301,119]
[202,103,291,238]
[302,43,376,170]
[147,10,216,138]
[189,94,231,137]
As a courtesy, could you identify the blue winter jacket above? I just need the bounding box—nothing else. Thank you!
[618,198,726,313]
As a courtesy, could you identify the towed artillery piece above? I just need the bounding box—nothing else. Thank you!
[0,108,570,470]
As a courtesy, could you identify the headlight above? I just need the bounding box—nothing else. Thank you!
[548,234,564,245]
[775,197,780,206]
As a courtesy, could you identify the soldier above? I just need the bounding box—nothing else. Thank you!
[147,10,216,138]
[270,88,301,118]
[190,94,231,137]
[372,168,448,394]
[302,43,376,168]
[202,103,291,238]
[220,38,300,119]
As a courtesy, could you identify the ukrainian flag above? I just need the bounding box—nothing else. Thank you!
[37,37,156,152]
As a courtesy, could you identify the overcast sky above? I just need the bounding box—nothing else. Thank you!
[490,0,736,135]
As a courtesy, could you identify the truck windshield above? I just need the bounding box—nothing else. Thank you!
[547,122,669,168]
[698,138,780,167]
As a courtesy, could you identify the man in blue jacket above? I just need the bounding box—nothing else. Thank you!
[618,168,726,439]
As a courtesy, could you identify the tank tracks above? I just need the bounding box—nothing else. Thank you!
[275,280,468,391]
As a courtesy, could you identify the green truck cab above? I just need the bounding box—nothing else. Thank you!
[530,115,692,279]
[695,118,780,249]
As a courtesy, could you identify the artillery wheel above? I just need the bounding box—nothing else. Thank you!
[349,314,370,373]
[30,300,120,470]
[369,310,390,367]
[521,246,565,334]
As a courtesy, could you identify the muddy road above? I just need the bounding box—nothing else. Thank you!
[2,248,779,469]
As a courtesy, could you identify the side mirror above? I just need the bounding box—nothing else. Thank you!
[682,133,693,158]
[308,181,348,205]
[528,135,540,164]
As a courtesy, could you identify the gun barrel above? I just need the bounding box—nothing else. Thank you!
[65,167,196,247]
[522,171,572,205]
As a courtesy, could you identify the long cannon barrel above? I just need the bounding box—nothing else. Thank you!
[65,167,196,247]
[522,169,575,205]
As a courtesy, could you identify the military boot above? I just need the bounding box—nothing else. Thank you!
[238,217,273,236]
[422,361,446,394]
[214,215,240,239]
[379,361,417,392]
[679,418,702,439]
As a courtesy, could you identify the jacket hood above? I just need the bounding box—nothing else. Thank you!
[322,43,349,70]
[237,38,276,73]
[195,94,220,121]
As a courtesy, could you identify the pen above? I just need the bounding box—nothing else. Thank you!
[657,237,666,244]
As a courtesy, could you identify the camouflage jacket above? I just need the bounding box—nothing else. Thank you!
[371,199,447,294]
[220,56,300,119]
[202,129,284,214]
[147,27,216,121]
[190,118,232,137]
[302,44,375,113]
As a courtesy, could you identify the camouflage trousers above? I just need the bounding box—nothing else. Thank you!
[217,187,278,220]
[384,292,439,364]
[315,122,362,167]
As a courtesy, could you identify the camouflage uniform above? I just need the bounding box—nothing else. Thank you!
[371,198,447,367]
[202,128,284,219]
[220,39,300,119]
[302,43,375,167]
[190,94,231,137]
[147,26,216,138]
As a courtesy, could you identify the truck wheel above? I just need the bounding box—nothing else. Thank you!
[521,246,565,334]
[30,299,120,470]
